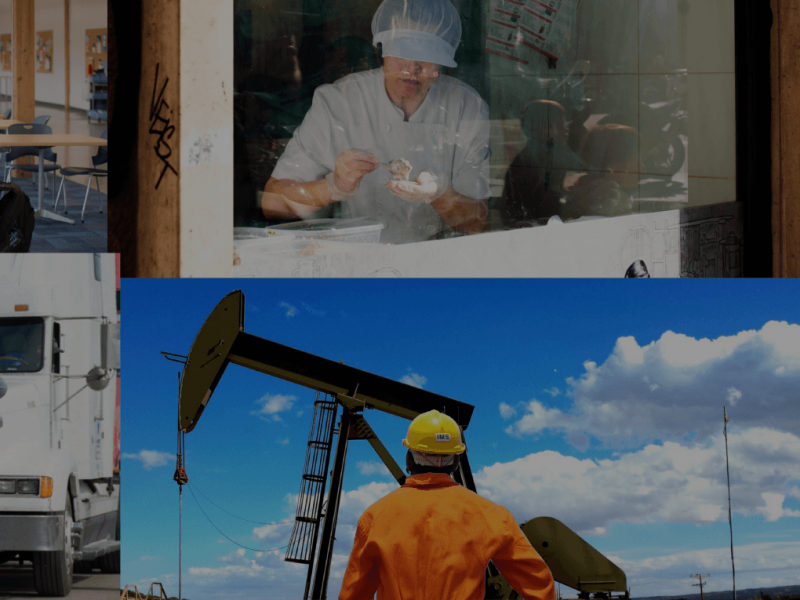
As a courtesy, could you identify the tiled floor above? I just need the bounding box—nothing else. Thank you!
[8,176,107,252]
[2,102,107,252]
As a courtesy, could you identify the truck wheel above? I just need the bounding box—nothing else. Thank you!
[99,550,120,573]
[33,497,74,597]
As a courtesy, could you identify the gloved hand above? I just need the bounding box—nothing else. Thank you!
[327,149,380,200]
[386,170,446,204]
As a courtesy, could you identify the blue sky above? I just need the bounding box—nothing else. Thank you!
[121,279,800,600]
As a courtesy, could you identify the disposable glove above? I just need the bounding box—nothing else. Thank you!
[386,170,446,204]
[327,148,379,200]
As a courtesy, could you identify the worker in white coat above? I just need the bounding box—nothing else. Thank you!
[261,0,490,244]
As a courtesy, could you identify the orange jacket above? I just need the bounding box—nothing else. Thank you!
[339,473,555,600]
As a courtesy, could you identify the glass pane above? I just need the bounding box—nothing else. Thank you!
[0,317,45,373]
[488,0,735,228]
[233,0,735,246]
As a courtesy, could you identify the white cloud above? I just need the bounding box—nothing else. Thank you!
[301,302,326,317]
[276,438,289,446]
[122,450,173,470]
[476,429,800,535]
[251,394,296,422]
[615,541,800,597]
[727,386,742,406]
[504,400,568,437]
[136,578,161,589]
[279,302,297,317]
[499,402,517,419]
[356,461,392,477]
[252,521,293,542]
[400,372,427,389]
[183,545,348,600]
[160,429,800,600]
[615,336,645,364]
[543,387,561,397]
[505,321,800,448]
[567,432,590,452]
[760,492,800,522]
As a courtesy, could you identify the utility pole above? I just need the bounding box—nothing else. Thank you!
[724,407,736,600]
[691,574,710,600]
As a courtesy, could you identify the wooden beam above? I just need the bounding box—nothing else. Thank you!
[134,0,233,277]
[64,0,70,136]
[12,0,35,178]
[137,0,181,277]
[771,0,800,276]
[12,0,34,122]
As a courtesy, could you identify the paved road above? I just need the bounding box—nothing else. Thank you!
[0,563,119,600]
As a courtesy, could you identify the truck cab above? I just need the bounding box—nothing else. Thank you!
[0,254,120,596]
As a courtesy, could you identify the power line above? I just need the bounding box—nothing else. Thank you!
[188,482,295,526]
[186,484,290,554]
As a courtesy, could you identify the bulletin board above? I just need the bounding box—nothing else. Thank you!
[0,34,11,71]
[36,31,54,73]
[85,28,107,76]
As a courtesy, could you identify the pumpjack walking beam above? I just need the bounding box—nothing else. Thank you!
[178,291,477,599]
[178,292,474,434]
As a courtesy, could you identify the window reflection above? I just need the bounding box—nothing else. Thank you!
[233,0,733,244]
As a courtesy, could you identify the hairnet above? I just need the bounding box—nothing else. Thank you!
[372,0,462,68]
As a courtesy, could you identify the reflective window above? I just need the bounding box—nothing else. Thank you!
[0,317,45,373]
[233,0,734,244]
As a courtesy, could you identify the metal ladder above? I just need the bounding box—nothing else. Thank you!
[285,393,337,565]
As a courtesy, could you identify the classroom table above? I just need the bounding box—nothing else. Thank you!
[0,119,23,130]
[0,133,107,224]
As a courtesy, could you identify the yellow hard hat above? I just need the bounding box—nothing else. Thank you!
[402,410,465,454]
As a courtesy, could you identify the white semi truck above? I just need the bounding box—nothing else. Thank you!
[0,254,120,596]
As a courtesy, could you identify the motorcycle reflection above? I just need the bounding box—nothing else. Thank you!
[519,60,594,157]
[597,98,687,178]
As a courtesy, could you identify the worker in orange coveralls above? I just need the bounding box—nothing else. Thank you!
[339,409,556,600]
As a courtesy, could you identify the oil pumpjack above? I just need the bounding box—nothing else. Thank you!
[175,291,630,600]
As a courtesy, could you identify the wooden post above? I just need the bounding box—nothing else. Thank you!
[771,0,800,276]
[12,0,35,178]
[64,0,70,139]
[137,0,181,277]
[136,0,233,277]
[12,0,34,123]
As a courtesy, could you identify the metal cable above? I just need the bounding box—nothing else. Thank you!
[188,483,294,526]
[186,485,289,553]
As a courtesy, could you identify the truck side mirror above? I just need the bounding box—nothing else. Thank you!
[101,323,120,370]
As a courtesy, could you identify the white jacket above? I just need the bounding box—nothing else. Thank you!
[271,68,490,243]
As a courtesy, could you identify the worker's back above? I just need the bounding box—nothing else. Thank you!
[339,472,555,600]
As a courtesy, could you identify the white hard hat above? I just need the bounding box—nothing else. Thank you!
[372,0,462,68]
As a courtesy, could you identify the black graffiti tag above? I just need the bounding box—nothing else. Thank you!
[149,63,178,189]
